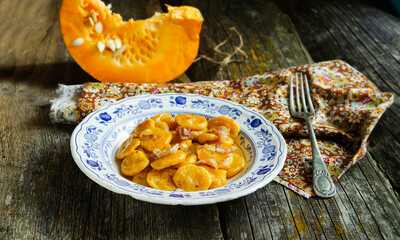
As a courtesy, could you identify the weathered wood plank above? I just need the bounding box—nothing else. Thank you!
[326,183,366,239]
[217,198,254,240]
[0,0,223,239]
[2,0,400,239]
[286,2,400,233]
[355,153,400,238]
[246,184,301,240]
[287,0,400,195]
[338,169,385,239]
[285,191,323,239]
[185,0,312,83]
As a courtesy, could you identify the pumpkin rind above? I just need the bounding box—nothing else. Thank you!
[60,0,203,83]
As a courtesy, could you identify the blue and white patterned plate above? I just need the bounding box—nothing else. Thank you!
[70,94,287,205]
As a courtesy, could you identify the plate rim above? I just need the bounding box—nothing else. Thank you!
[70,93,287,205]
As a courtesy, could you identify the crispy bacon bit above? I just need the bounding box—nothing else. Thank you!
[225,147,235,153]
[215,125,228,142]
[169,144,180,154]
[161,124,169,131]
[141,134,156,139]
[178,145,190,154]
[177,126,193,140]
[152,148,164,159]
[204,144,216,152]
[196,159,219,170]
[215,147,225,154]
[215,145,235,154]
[153,144,180,158]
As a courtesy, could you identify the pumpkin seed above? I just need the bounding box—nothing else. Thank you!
[106,39,116,51]
[97,41,105,52]
[115,38,122,49]
[113,46,128,57]
[88,17,94,26]
[95,22,103,33]
[71,38,84,46]
[91,11,97,22]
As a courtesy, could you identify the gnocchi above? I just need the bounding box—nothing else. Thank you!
[116,113,246,191]
[151,150,187,170]
[173,164,212,191]
[115,134,140,160]
[147,168,177,191]
[139,127,172,152]
[120,150,150,176]
[176,114,208,130]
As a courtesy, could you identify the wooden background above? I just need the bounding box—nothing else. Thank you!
[1,0,399,239]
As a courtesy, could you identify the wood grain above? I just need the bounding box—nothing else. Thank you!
[287,0,400,196]
[1,0,400,239]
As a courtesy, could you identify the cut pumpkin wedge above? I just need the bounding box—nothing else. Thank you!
[60,0,203,83]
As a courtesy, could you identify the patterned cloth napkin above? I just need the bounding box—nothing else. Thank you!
[50,60,393,198]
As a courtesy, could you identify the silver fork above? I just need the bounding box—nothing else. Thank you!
[289,73,336,198]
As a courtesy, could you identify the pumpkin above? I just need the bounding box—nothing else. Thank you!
[59,0,203,83]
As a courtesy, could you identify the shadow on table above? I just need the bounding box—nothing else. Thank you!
[0,62,96,90]
[17,108,223,239]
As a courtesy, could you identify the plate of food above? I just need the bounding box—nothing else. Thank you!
[70,93,287,205]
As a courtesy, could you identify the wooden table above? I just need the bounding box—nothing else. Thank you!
[1,0,400,239]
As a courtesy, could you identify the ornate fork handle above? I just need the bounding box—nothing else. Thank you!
[305,118,336,198]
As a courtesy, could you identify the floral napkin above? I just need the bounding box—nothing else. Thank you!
[50,60,393,198]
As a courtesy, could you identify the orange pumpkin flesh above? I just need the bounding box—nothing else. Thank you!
[60,0,203,83]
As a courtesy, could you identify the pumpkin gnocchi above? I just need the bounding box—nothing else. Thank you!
[120,150,149,176]
[115,134,140,160]
[147,168,177,191]
[116,113,246,191]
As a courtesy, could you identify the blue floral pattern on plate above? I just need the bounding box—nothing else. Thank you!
[71,94,287,205]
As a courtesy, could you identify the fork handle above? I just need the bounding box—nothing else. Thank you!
[306,118,336,198]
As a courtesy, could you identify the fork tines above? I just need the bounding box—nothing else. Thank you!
[289,73,315,115]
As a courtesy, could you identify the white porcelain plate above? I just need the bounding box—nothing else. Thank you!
[70,94,287,205]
